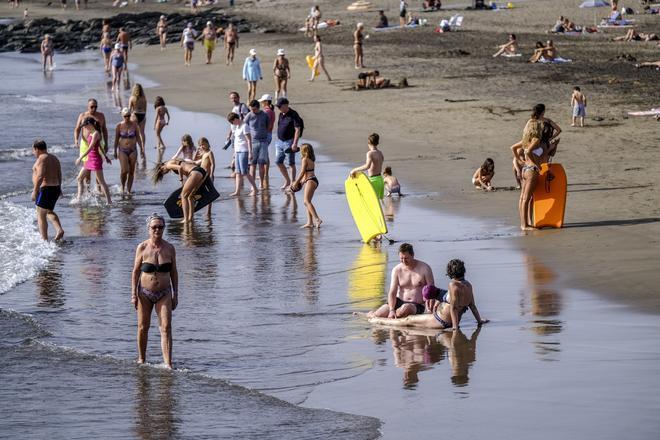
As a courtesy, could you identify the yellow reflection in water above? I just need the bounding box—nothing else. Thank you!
[348,245,387,310]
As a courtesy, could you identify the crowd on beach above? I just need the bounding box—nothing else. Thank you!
[27,0,657,368]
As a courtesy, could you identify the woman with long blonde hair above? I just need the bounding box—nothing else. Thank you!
[129,83,147,157]
[291,143,322,229]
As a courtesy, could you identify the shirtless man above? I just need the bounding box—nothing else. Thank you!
[570,86,587,127]
[32,140,64,241]
[367,243,434,319]
[349,132,385,199]
[116,27,132,66]
[202,21,218,65]
[74,99,108,189]
[224,24,238,66]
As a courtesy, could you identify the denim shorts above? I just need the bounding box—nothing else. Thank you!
[250,140,269,165]
[235,151,249,175]
[275,138,295,166]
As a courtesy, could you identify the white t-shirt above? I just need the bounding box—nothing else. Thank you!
[183,28,197,44]
[232,123,249,153]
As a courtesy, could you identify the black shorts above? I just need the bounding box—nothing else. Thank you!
[36,185,61,211]
[395,297,425,315]
[400,9,407,18]
[135,113,146,124]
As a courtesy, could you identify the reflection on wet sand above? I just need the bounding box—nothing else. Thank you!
[383,196,401,222]
[134,368,179,440]
[522,255,563,360]
[303,230,320,303]
[78,206,109,237]
[36,256,65,309]
[382,327,482,389]
[348,245,387,310]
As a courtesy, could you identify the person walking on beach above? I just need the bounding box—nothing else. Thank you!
[244,100,271,189]
[203,21,218,64]
[128,83,147,158]
[31,139,64,241]
[132,213,179,369]
[275,98,303,189]
[291,143,322,229]
[571,86,587,127]
[74,99,109,193]
[40,34,54,72]
[76,117,112,205]
[349,133,385,199]
[353,23,365,69]
[224,23,238,65]
[259,93,276,185]
[181,23,198,67]
[154,96,170,150]
[156,15,168,51]
[227,112,258,196]
[100,31,113,74]
[273,48,290,99]
[116,27,132,67]
[243,49,262,103]
[114,107,143,195]
[110,43,125,90]
[309,35,332,82]
[399,0,408,27]
[367,243,433,319]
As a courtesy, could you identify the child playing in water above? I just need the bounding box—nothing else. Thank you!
[571,86,587,127]
[383,166,401,196]
[472,158,495,191]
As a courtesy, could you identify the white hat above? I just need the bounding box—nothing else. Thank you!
[277,48,285,56]
[207,21,212,26]
[249,48,257,56]
[160,15,165,19]
[258,93,272,102]
[121,107,131,116]
[114,43,121,49]
[357,22,364,28]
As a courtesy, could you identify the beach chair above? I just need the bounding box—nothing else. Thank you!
[451,16,464,31]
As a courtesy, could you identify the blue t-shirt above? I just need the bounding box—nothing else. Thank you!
[244,110,270,141]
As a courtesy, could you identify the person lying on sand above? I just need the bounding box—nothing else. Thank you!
[493,34,518,57]
[612,29,659,42]
[368,259,488,330]
[366,243,433,319]
[635,60,660,69]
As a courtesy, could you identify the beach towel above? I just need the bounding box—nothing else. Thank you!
[501,53,522,58]
[372,24,419,32]
[539,56,572,64]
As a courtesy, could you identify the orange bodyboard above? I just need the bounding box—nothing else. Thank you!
[533,163,567,228]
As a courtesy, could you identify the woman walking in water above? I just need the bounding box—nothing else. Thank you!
[152,159,208,223]
[100,31,113,74]
[243,48,262,103]
[40,34,54,72]
[309,35,331,82]
[114,108,143,195]
[110,43,125,91]
[273,48,290,99]
[156,15,168,51]
[153,96,170,151]
[128,84,147,157]
[132,213,178,368]
[291,143,322,229]
[76,117,112,204]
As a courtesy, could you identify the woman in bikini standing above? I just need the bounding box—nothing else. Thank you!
[110,43,124,91]
[156,15,168,51]
[515,104,546,230]
[152,159,208,223]
[129,83,147,158]
[291,143,322,229]
[273,48,290,99]
[76,117,112,204]
[114,107,143,195]
[100,31,113,74]
[353,23,365,69]
[132,213,178,368]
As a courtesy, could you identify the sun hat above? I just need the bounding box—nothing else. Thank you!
[259,93,272,102]
[277,48,285,56]
[249,48,257,56]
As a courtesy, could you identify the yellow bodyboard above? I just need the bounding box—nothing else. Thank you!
[345,174,388,242]
[306,55,320,77]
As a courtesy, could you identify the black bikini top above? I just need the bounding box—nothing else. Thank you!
[141,262,172,273]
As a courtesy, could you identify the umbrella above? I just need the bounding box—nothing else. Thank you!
[579,0,610,26]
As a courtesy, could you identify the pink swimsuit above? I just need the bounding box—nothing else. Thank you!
[84,133,103,171]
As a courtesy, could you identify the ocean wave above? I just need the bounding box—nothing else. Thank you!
[23,94,53,104]
[0,145,70,162]
[0,201,57,294]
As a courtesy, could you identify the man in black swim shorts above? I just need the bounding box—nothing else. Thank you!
[367,243,435,319]
[31,139,64,241]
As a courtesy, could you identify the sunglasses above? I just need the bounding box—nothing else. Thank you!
[150,225,164,230]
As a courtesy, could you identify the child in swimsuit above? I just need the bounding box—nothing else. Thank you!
[472,158,495,191]
[570,86,587,127]
[383,166,401,196]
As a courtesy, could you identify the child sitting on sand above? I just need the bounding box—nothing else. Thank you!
[383,166,401,196]
[472,158,495,191]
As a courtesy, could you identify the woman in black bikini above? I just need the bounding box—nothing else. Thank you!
[114,107,143,195]
[368,259,488,330]
[291,143,322,229]
[131,213,178,368]
[129,83,148,157]
[152,159,208,223]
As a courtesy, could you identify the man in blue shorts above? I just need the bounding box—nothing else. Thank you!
[274,97,303,189]
[244,99,271,189]
[31,139,64,241]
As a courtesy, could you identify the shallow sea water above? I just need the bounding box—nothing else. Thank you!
[1,52,659,439]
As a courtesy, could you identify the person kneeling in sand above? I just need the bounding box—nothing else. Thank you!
[356,70,392,90]
[369,259,488,330]
[367,243,433,319]
[383,166,401,196]
[472,158,495,191]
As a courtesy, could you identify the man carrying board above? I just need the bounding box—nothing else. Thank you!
[349,132,385,199]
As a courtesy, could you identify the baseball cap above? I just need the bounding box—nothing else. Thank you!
[275,97,289,107]
[259,94,272,102]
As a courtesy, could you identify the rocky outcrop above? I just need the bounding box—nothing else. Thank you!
[0,10,271,53]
